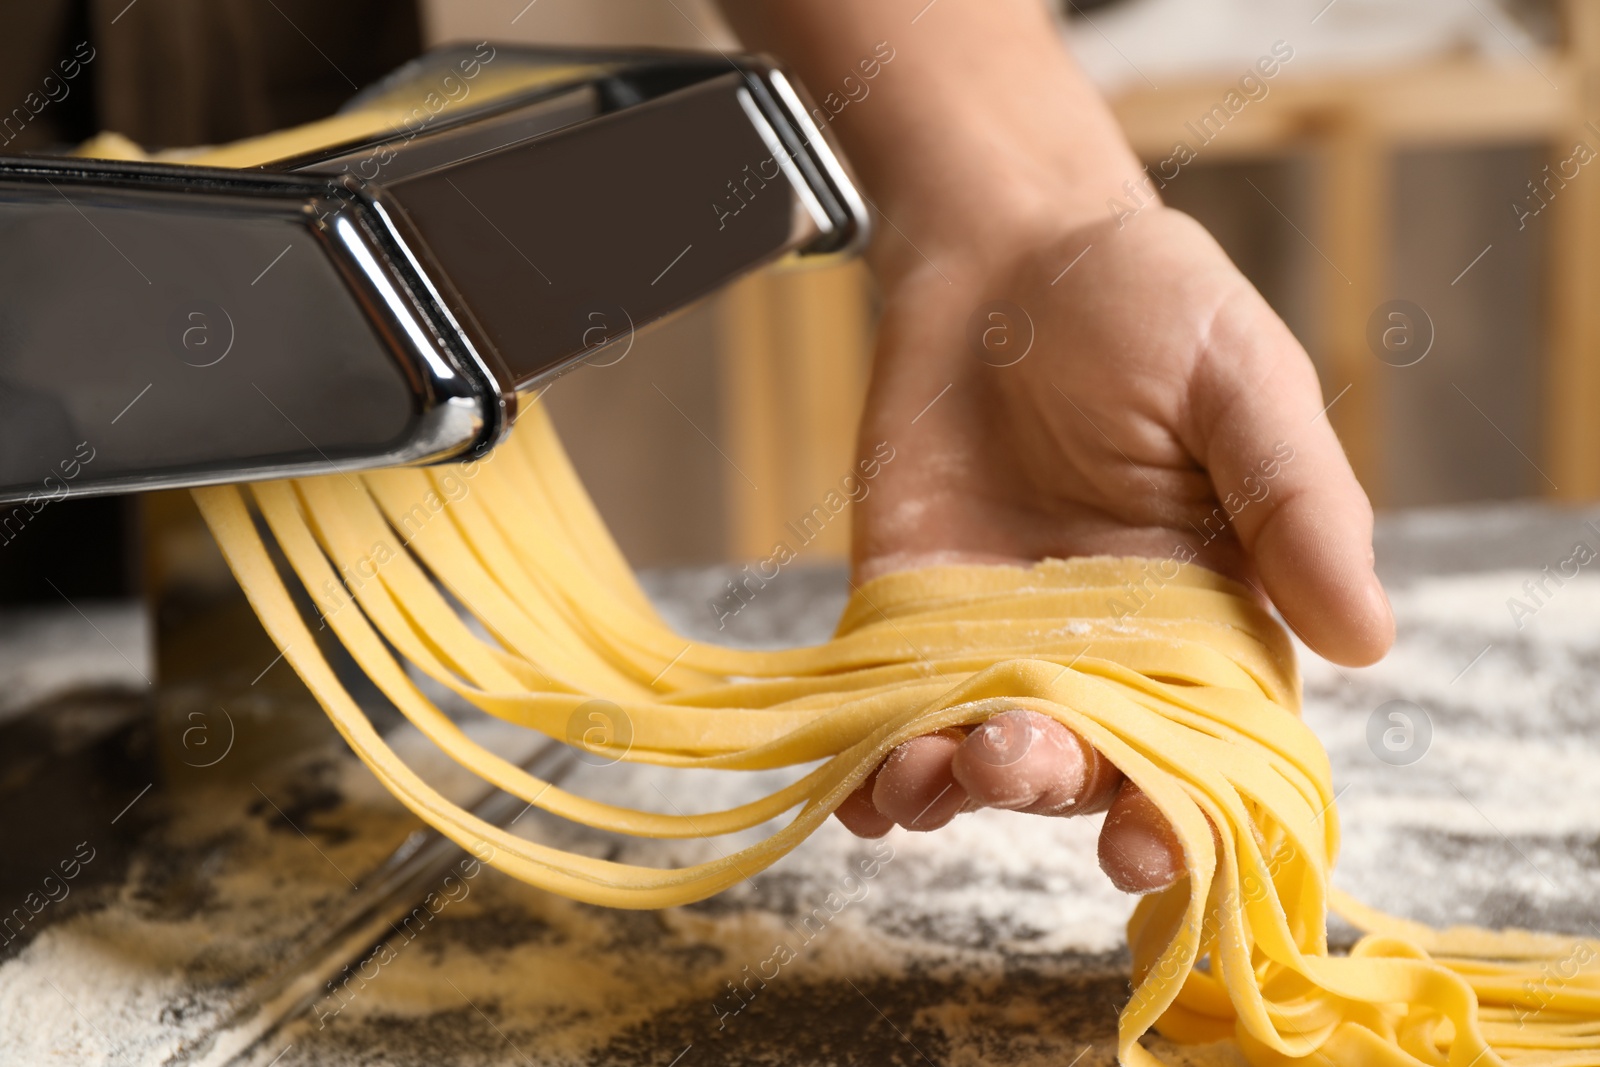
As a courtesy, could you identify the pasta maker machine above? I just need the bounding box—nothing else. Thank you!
[0,46,871,1061]
[0,43,869,506]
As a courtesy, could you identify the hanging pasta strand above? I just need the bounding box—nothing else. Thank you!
[167,103,1600,1067]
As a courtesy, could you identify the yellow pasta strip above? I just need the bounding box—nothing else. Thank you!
[172,107,1600,1067]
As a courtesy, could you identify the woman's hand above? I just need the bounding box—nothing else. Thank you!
[718,0,1393,893]
[840,205,1391,891]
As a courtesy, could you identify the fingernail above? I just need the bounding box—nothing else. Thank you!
[966,713,1042,773]
[952,711,1084,811]
[873,736,968,831]
[1099,788,1184,894]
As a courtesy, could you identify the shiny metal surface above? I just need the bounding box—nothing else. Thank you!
[373,67,828,393]
[0,162,493,505]
[0,46,869,505]
[762,68,872,256]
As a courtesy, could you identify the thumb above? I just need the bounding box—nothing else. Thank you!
[1191,292,1394,667]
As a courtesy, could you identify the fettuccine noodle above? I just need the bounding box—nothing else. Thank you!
[168,93,1600,1067]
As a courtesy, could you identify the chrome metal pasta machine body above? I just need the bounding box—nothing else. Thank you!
[0,49,871,1054]
[0,44,869,505]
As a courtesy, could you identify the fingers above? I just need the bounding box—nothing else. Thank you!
[870,731,970,830]
[954,712,1182,892]
[1097,783,1185,894]
[834,767,895,839]
[950,709,1120,815]
[1194,288,1395,666]
[831,713,1187,894]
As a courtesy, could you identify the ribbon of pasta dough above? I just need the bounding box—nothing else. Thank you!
[144,94,1600,1066]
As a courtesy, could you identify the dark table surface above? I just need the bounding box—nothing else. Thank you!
[4,501,1600,1067]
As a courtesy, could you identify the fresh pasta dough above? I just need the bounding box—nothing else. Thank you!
[190,404,1600,1067]
[164,98,1599,1067]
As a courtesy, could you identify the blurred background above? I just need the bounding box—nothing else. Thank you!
[0,0,1584,594]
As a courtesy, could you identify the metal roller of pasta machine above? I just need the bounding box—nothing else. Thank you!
[0,43,868,504]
